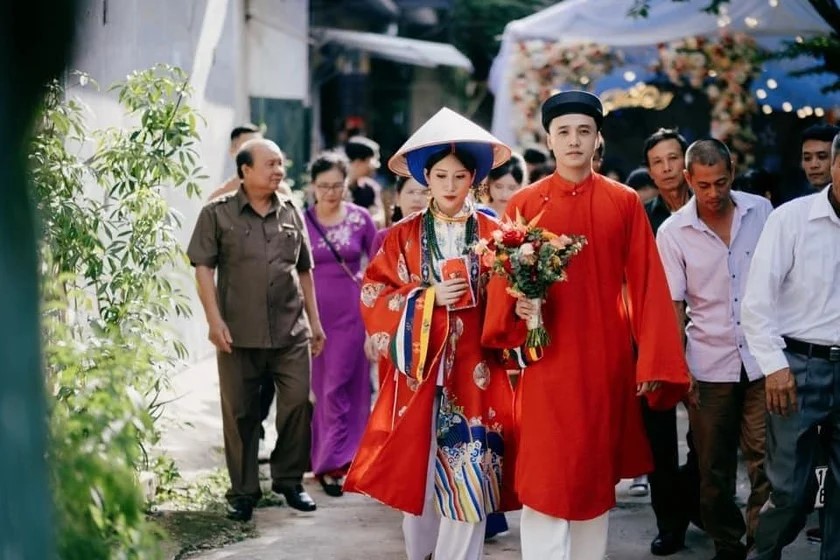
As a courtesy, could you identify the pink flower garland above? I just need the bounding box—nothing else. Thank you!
[509,33,762,168]
[654,33,761,166]
[510,40,622,147]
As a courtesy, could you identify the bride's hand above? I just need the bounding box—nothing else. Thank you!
[363,335,379,361]
[434,278,468,307]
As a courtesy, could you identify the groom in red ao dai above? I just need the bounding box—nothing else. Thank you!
[482,91,690,560]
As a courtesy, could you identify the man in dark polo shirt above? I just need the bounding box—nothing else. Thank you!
[644,128,693,233]
[188,138,326,521]
[640,128,702,556]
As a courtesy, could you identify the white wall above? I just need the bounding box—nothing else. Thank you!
[70,0,310,363]
[246,0,310,103]
[69,0,244,362]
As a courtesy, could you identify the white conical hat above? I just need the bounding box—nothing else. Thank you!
[388,107,511,184]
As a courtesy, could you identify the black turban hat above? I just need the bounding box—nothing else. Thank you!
[541,90,604,132]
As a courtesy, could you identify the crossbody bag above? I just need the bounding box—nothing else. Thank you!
[304,207,362,286]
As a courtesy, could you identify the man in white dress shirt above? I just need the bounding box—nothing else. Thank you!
[743,133,840,560]
[658,139,773,560]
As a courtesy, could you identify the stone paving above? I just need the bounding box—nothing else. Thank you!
[160,357,820,559]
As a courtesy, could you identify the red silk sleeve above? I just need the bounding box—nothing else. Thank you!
[360,224,449,383]
[623,198,690,410]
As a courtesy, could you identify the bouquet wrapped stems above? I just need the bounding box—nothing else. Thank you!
[525,297,550,348]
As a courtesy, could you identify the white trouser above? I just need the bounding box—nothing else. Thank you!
[402,397,486,560]
[521,506,609,560]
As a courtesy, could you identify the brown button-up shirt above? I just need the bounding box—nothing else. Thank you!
[187,187,313,348]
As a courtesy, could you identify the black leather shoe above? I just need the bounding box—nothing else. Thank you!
[273,483,317,512]
[225,502,253,522]
[651,532,685,556]
[318,475,344,497]
[806,526,822,543]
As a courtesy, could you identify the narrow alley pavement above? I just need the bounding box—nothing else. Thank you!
[159,356,819,560]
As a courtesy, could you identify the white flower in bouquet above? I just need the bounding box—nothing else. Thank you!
[519,242,537,265]
[549,234,573,249]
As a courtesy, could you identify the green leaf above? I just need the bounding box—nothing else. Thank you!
[31,67,203,559]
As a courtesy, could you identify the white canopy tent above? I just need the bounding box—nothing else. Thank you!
[489,0,834,146]
[313,27,474,71]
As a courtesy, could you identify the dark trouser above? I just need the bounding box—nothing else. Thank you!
[484,512,508,539]
[753,351,840,560]
[641,400,701,535]
[258,375,275,436]
[217,342,312,507]
[813,427,830,532]
[690,372,769,559]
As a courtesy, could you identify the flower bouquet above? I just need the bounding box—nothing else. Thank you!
[475,211,587,349]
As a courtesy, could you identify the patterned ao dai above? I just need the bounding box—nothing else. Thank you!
[345,207,519,521]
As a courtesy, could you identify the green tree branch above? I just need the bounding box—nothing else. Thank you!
[31,65,205,558]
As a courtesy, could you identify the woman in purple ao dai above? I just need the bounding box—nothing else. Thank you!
[304,151,377,497]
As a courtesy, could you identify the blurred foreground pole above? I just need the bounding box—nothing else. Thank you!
[0,1,78,558]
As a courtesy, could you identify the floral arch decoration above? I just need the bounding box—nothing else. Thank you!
[509,33,763,167]
[510,40,623,147]
[654,33,762,167]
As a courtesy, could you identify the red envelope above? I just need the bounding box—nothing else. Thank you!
[439,256,475,311]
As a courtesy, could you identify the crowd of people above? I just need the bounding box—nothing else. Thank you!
[186,89,840,560]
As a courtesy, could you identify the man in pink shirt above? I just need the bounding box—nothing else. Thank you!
[656,139,773,560]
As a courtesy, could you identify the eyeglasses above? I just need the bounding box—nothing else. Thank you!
[402,188,430,197]
[314,182,345,192]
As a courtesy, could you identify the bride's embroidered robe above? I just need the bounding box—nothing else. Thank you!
[344,210,519,520]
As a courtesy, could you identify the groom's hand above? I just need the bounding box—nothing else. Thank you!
[514,298,538,321]
[636,381,662,396]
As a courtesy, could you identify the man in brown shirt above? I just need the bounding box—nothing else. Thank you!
[206,124,289,450]
[188,138,326,521]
